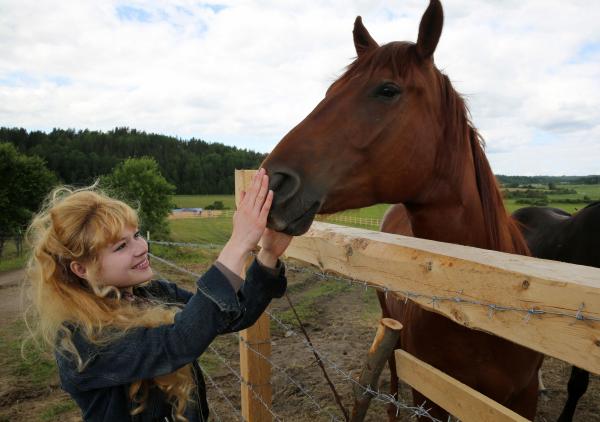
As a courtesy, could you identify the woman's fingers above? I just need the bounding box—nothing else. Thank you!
[245,169,266,208]
[239,190,246,205]
[241,169,262,206]
[254,175,270,212]
[259,190,274,221]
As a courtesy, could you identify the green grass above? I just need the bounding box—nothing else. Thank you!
[173,195,235,210]
[165,219,233,245]
[0,237,29,274]
[0,321,57,386]
[150,243,216,264]
[0,253,29,274]
[277,279,354,327]
[39,400,78,420]
[360,289,382,323]
[198,351,223,373]
[333,204,392,219]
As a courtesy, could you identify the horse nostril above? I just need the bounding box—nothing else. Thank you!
[268,171,300,202]
[269,173,286,192]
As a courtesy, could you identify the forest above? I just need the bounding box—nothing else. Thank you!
[496,174,599,185]
[0,127,267,195]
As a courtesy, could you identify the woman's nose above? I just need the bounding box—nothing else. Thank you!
[137,237,149,255]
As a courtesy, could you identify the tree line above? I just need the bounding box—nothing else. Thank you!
[0,127,267,195]
[496,174,599,186]
[1,140,178,258]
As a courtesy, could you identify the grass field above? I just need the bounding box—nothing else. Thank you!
[166,218,233,245]
[174,186,600,226]
[173,195,235,210]
[2,187,599,275]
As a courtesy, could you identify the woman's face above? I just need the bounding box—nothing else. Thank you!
[96,226,153,293]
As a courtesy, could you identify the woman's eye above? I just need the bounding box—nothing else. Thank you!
[116,243,126,251]
[379,87,399,98]
[134,231,140,238]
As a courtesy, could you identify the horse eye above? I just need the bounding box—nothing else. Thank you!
[379,87,399,98]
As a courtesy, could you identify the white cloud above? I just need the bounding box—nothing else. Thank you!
[1,0,599,175]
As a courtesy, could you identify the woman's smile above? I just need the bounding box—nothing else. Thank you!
[132,258,149,269]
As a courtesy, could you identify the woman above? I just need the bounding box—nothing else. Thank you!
[24,169,292,422]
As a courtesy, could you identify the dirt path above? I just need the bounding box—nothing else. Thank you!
[0,268,26,321]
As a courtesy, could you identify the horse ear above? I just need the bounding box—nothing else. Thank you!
[353,16,378,57]
[416,0,444,63]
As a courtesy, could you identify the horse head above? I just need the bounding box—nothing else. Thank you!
[262,0,447,236]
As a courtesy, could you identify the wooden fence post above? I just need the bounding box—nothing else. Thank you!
[352,318,403,422]
[235,169,272,422]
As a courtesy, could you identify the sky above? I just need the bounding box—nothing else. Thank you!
[1,0,599,176]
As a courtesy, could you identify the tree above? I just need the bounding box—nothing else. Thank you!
[0,142,57,260]
[548,182,556,190]
[101,157,175,235]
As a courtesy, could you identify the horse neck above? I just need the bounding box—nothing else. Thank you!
[405,143,490,249]
[406,127,526,254]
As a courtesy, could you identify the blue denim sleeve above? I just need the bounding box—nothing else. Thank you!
[56,258,286,391]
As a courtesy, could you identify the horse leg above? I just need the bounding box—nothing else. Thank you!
[538,368,550,402]
[557,366,590,422]
[503,360,541,422]
[411,389,450,422]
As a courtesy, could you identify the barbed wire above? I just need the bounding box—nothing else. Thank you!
[199,363,243,422]
[148,240,225,249]
[148,252,204,278]
[208,345,284,422]
[265,310,448,422]
[285,266,600,327]
[150,266,168,282]
[232,333,344,422]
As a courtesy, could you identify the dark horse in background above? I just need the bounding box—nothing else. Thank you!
[512,202,600,422]
[262,0,544,420]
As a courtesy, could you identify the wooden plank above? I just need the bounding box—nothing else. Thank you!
[282,222,600,375]
[235,170,272,422]
[235,169,257,210]
[395,349,528,422]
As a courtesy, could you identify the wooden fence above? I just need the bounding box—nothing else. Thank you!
[166,206,380,227]
[167,210,235,220]
[316,215,382,227]
[235,170,600,422]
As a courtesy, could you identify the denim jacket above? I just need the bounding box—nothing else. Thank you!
[56,258,287,422]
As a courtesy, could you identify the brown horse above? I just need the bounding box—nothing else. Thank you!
[261,0,543,420]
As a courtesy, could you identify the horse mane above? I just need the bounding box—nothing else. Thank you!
[435,72,530,256]
[338,42,530,256]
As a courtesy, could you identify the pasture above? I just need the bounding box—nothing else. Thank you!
[173,195,236,210]
[173,187,600,223]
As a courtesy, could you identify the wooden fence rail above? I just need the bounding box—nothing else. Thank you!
[234,170,600,421]
[167,210,235,220]
[317,215,382,227]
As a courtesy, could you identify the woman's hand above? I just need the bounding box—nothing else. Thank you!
[218,169,282,275]
[257,228,293,268]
